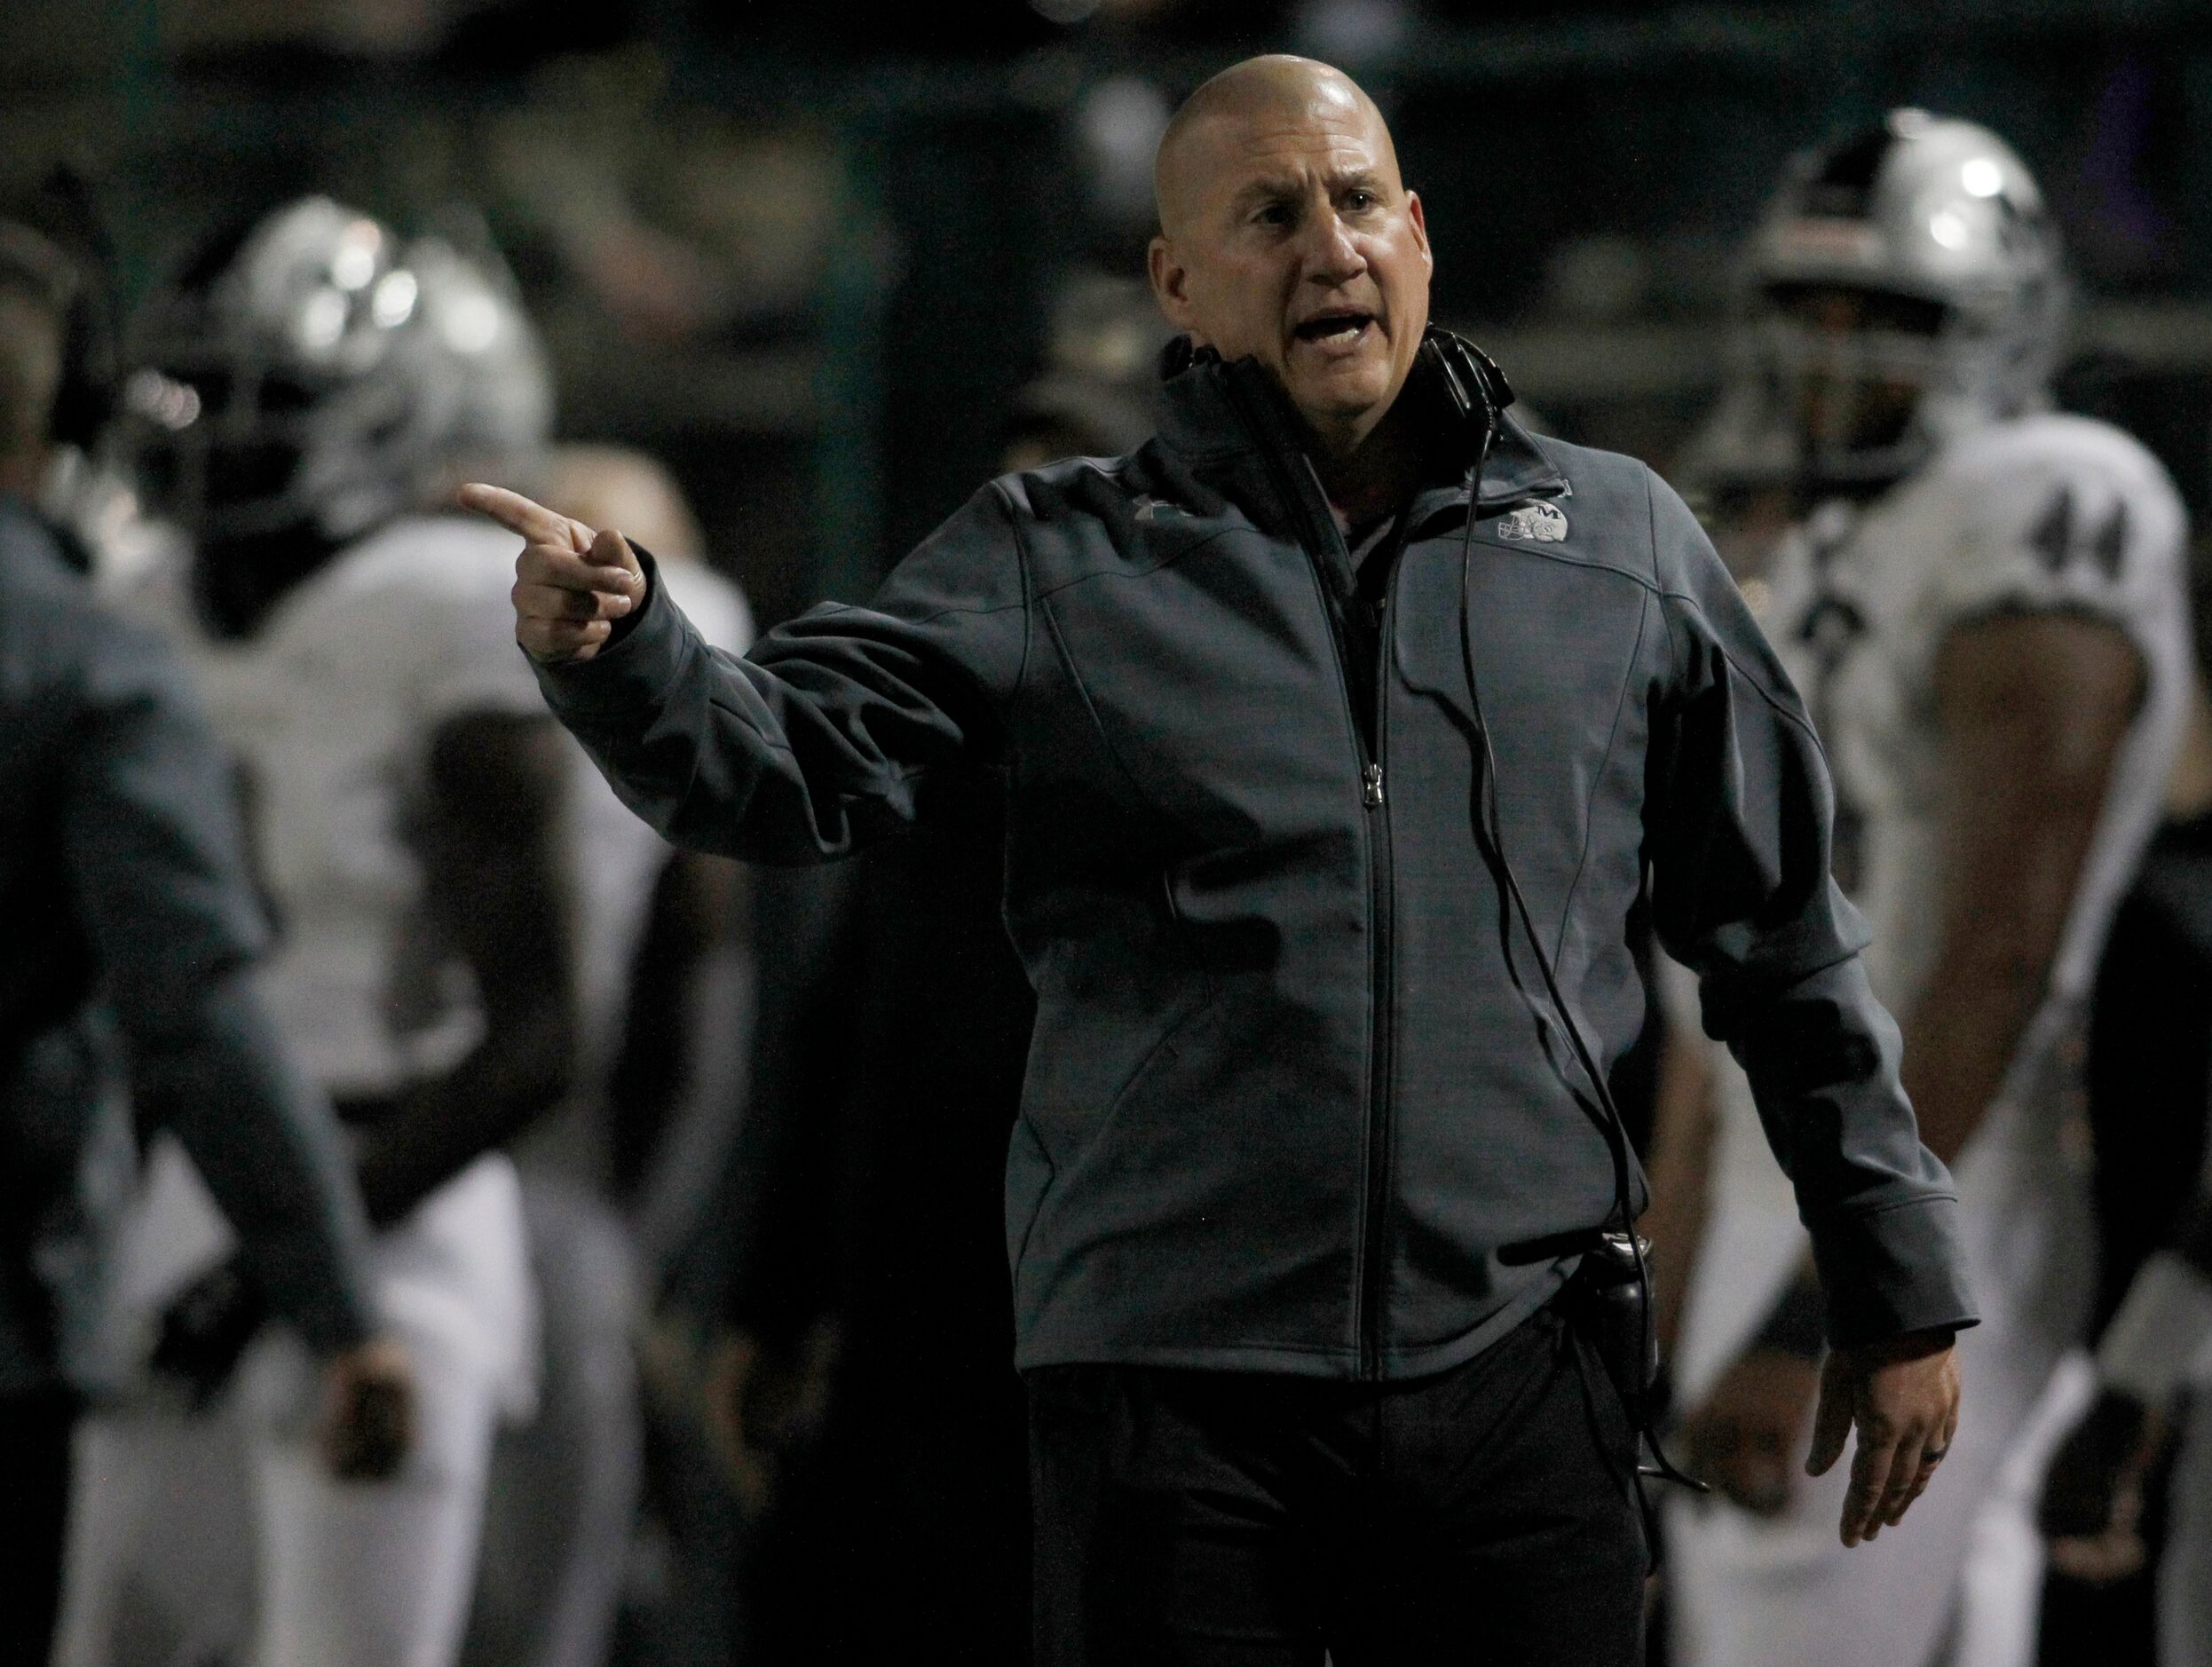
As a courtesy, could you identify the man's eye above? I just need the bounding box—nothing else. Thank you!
[1253,204,1291,226]
[1344,190,1378,212]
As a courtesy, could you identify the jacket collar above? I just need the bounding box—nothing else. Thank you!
[1153,324,1566,519]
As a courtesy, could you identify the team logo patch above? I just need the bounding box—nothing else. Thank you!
[1494,501,1568,543]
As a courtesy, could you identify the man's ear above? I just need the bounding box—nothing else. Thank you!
[1407,189,1433,275]
[1148,235,1200,335]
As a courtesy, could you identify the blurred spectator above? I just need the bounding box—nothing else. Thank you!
[467,442,754,1667]
[999,270,1174,470]
[0,215,408,1667]
[655,296,1192,1663]
[2036,543,2212,1665]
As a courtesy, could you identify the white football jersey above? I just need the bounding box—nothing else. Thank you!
[1676,412,2192,1410]
[121,515,752,1098]
[1754,412,2191,1054]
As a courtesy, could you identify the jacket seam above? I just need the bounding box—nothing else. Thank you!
[1032,589,1213,862]
[1657,587,1834,750]
[1803,1191,1962,1226]
[1463,533,1663,595]
[1645,470,1686,688]
[986,479,1037,710]
[1552,589,1651,967]
[1009,1118,1056,1275]
[1025,525,1244,607]
[1710,941,1872,1009]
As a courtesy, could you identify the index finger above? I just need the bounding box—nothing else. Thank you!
[460,482,589,553]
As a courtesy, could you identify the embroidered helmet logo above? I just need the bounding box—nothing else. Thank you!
[1495,502,1568,542]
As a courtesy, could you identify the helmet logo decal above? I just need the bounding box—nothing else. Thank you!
[1495,501,1568,543]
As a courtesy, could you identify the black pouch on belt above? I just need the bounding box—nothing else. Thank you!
[1563,1230,1659,1431]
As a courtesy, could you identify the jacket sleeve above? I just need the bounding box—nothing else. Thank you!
[533,483,1031,865]
[1641,470,1978,1349]
[64,613,378,1355]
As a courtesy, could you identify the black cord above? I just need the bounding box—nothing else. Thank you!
[1453,411,1703,1495]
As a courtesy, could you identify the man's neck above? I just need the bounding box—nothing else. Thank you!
[1307,396,1427,533]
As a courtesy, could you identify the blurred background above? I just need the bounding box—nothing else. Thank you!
[12,2,2212,1663]
[12,0,2212,605]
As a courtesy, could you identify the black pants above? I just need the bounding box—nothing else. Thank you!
[1026,1304,1645,1666]
[0,1390,75,1667]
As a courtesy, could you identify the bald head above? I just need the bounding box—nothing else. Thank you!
[1154,57,1397,241]
[1146,55,1431,456]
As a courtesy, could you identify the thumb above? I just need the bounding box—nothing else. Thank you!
[583,525,642,578]
[1806,1355,1853,1477]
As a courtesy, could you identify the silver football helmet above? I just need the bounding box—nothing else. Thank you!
[118,196,551,547]
[1683,110,2067,493]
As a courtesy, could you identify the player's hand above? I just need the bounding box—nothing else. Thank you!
[702,1320,842,1514]
[1807,1328,1960,1547]
[150,1254,268,1408]
[1680,1347,1822,1516]
[320,1335,415,1482]
[2039,1387,2163,1584]
[460,481,644,665]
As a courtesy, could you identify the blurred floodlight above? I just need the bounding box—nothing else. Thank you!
[297,287,348,351]
[372,269,419,329]
[1293,0,1410,66]
[123,368,201,431]
[1544,235,1651,324]
[1960,157,2003,199]
[1078,76,1173,230]
[1031,0,1103,23]
[1928,209,1970,250]
[331,241,376,292]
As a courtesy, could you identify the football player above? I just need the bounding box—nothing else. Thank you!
[55,197,682,1667]
[1659,112,2192,1667]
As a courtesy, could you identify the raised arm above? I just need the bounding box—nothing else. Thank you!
[464,479,1030,865]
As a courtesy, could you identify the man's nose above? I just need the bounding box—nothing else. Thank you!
[1295,207,1365,286]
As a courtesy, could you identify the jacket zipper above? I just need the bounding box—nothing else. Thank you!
[1357,564,1396,1381]
[1219,371,1411,1380]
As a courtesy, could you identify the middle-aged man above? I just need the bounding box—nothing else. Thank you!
[470,56,1976,1665]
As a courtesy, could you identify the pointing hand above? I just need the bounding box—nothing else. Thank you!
[462,481,645,665]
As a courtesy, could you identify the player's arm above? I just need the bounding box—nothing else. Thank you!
[462,481,1027,865]
[1643,471,1972,1547]
[1902,612,2142,1160]
[1684,612,2139,1529]
[348,711,576,1224]
[64,615,410,1477]
[1639,1011,1718,1363]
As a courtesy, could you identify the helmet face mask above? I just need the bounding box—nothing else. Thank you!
[1753,282,1950,484]
[1684,110,2069,497]
[117,195,552,627]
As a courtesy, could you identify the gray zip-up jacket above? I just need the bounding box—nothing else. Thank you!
[0,496,375,1395]
[537,331,1976,1379]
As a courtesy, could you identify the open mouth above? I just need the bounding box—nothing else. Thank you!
[1292,310,1377,348]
